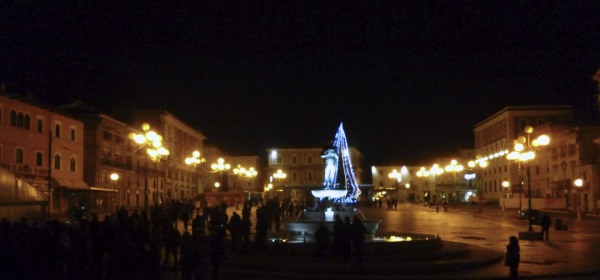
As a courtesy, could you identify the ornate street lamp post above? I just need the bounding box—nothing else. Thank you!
[416,167,431,205]
[502,180,510,211]
[110,173,119,211]
[429,164,444,212]
[211,158,231,192]
[444,159,464,208]
[130,123,169,215]
[388,169,401,203]
[507,125,550,234]
[574,178,584,220]
[185,150,206,196]
[468,159,488,213]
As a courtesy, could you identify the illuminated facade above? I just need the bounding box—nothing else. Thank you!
[0,93,87,216]
[473,106,574,202]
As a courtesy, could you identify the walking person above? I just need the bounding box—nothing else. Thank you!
[505,236,520,279]
[541,213,552,241]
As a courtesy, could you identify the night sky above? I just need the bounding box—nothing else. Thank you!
[2,1,600,165]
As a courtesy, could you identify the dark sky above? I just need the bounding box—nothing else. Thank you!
[2,1,600,165]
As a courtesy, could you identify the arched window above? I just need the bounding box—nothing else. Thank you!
[24,114,31,129]
[70,157,76,172]
[54,154,61,170]
[10,110,16,126]
[17,112,23,128]
[35,152,43,167]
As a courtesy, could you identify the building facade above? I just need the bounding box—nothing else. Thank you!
[0,93,88,216]
[473,106,575,204]
[264,147,365,204]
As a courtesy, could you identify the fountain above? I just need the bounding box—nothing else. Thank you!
[283,123,380,241]
[221,123,504,278]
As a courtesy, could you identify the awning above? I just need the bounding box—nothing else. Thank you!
[89,187,118,192]
[52,178,89,190]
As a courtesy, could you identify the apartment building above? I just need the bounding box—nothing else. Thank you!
[473,105,575,204]
[131,110,208,204]
[0,93,87,215]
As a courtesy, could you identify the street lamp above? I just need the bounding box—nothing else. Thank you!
[185,150,206,196]
[388,169,401,202]
[429,164,444,212]
[211,158,231,192]
[468,159,488,213]
[502,180,509,211]
[444,159,464,208]
[234,165,258,181]
[416,167,431,204]
[506,125,550,233]
[214,182,220,192]
[110,173,119,210]
[130,123,170,215]
[574,178,584,220]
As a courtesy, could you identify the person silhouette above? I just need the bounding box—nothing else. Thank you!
[505,236,520,279]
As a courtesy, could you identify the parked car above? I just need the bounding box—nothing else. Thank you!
[517,208,543,225]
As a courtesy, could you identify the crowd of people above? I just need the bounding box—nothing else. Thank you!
[0,197,370,280]
[0,198,287,280]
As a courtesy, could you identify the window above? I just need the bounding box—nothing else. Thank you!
[54,123,61,138]
[17,112,23,127]
[307,155,313,164]
[16,148,24,164]
[24,114,30,129]
[54,154,61,170]
[35,152,43,167]
[103,131,112,140]
[70,127,76,141]
[277,156,282,164]
[9,110,31,129]
[37,119,43,133]
[54,124,60,138]
[292,155,297,164]
[10,110,16,126]
[70,157,76,172]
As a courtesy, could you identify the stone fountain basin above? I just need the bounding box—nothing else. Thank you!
[284,219,380,234]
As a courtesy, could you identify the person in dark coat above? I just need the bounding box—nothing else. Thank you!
[541,213,552,241]
[505,235,520,279]
[314,222,330,256]
[351,215,367,264]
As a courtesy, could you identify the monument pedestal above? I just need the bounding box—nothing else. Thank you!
[518,230,542,240]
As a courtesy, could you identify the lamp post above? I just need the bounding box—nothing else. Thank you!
[214,182,220,192]
[233,165,258,191]
[502,180,510,211]
[388,169,401,203]
[185,150,206,196]
[561,161,569,209]
[110,173,119,211]
[416,167,431,204]
[444,159,464,208]
[506,125,550,233]
[130,123,170,215]
[574,178,583,220]
[211,158,231,192]
[429,164,444,212]
[468,159,488,213]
